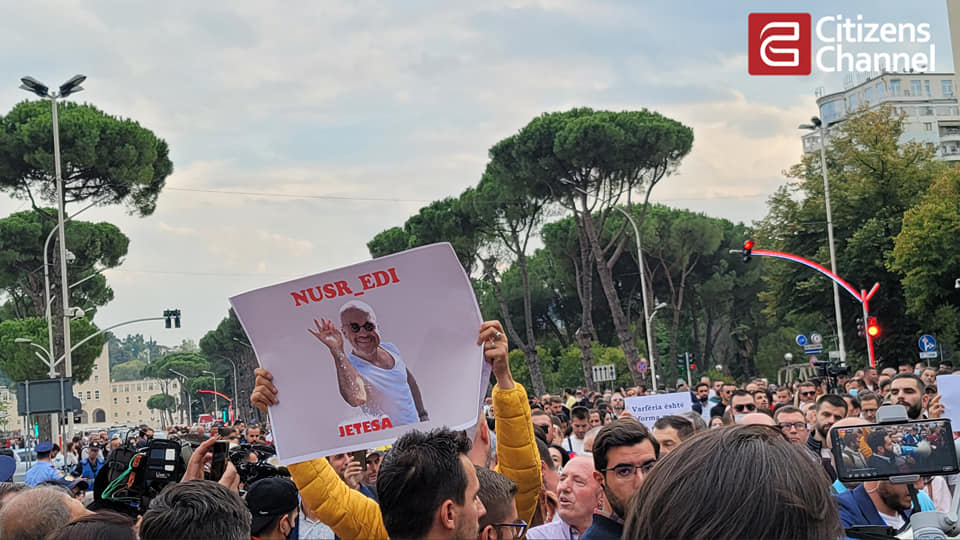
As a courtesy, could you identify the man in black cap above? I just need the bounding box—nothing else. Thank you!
[73,440,104,491]
[246,477,300,540]
[25,441,62,486]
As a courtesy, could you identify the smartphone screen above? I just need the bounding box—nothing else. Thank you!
[831,419,958,482]
[208,441,229,481]
[349,450,366,466]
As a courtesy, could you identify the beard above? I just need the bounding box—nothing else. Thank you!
[455,516,478,540]
[816,423,831,439]
[901,400,923,420]
[604,484,627,519]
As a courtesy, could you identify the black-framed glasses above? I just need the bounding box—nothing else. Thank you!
[800,391,817,397]
[602,461,656,479]
[777,422,806,431]
[347,322,376,333]
[492,520,528,539]
[733,403,757,413]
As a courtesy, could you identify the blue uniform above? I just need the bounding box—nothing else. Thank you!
[24,461,61,486]
[76,458,104,490]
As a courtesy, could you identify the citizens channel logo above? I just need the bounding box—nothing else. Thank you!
[748,13,935,76]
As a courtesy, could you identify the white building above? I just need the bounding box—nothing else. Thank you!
[802,72,960,161]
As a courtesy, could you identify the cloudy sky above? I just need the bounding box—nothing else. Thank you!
[0,1,953,347]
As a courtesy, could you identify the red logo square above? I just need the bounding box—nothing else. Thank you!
[748,13,811,75]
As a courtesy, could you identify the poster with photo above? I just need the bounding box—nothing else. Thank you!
[230,243,485,465]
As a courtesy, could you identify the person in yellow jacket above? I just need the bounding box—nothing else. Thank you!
[252,320,541,539]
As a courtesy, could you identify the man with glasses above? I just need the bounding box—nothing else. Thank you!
[858,392,880,423]
[710,383,736,419]
[307,299,428,426]
[773,406,809,445]
[609,393,625,416]
[798,381,818,406]
[477,466,527,540]
[729,390,757,423]
[580,420,658,540]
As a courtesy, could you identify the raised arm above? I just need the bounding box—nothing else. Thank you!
[406,369,429,421]
[308,318,370,407]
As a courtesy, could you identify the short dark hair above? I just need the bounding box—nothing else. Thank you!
[695,383,709,391]
[653,415,695,440]
[549,396,563,404]
[593,420,659,472]
[549,444,570,467]
[867,430,887,453]
[570,406,589,421]
[52,511,136,540]
[622,425,842,540]
[815,394,847,413]
[139,481,250,540]
[858,392,880,406]
[842,394,861,410]
[476,466,518,530]
[773,406,804,423]
[798,381,816,389]
[891,373,924,392]
[730,389,751,399]
[377,428,472,540]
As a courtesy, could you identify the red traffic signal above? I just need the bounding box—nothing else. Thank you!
[689,363,696,370]
[742,239,754,263]
[866,317,880,338]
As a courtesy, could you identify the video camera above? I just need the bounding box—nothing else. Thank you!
[811,358,849,394]
[228,443,289,487]
[91,438,186,517]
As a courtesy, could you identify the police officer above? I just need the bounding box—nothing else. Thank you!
[24,441,63,486]
[73,441,104,491]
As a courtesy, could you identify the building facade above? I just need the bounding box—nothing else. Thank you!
[802,72,960,161]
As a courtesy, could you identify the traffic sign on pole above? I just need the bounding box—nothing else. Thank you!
[919,335,937,352]
[919,351,939,359]
[796,335,808,346]
[636,360,648,374]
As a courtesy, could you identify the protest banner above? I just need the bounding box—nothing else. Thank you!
[937,374,960,423]
[624,392,693,428]
[230,243,485,465]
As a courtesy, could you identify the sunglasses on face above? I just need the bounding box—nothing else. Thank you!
[778,422,806,431]
[347,322,376,333]
[603,461,657,479]
[733,403,757,412]
[801,391,816,397]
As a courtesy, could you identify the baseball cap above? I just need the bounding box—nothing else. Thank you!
[88,441,102,450]
[35,441,53,453]
[246,477,299,535]
[0,456,14,482]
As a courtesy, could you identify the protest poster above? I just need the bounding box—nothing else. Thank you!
[937,374,960,423]
[624,392,693,429]
[230,243,485,465]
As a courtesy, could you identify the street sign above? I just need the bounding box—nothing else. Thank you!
[796,335,808,346]
[919,334,937,352]
[810,332,823,345]
[593,364,617,382]
[919,351,939,359]
[636,360,648,374]
[803,344,823,356]
[828,350,841,359]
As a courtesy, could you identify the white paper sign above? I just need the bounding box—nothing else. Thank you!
[625,392,693,428]
[230,243,484,465]
[937,374,960,422]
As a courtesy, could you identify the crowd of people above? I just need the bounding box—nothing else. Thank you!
[0,321,957,539]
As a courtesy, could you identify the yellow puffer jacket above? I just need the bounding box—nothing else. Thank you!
[288,382,542,540]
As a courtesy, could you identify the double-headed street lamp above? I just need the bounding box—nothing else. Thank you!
[202,370,220,411]
[19,74,87,439]
[799,116,846,365]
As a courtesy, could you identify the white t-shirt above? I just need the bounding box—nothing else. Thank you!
[349,342,419,426]
[564,434,585,455]
[877,510,904,530]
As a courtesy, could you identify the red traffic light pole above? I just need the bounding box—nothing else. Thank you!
[733,242,881,367]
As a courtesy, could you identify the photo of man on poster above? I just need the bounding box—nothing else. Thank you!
[308,300,429,426]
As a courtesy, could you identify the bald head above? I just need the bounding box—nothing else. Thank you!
[739,413,776,427]
[0,486,90,540]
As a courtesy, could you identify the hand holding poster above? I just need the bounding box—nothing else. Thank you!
[936,374,960,422]
[624,392,693,428]
[230,243,484,465]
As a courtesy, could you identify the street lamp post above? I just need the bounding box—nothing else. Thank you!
[202,371,219,412]
[799,116,846,366]
[217,356,241,419]
[20,75,86,441]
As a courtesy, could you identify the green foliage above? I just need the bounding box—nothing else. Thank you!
[0,100,173,216]
[0,316,105,383]
[140,352,209,380]
[146,393,177,412]
[112,359,147,381]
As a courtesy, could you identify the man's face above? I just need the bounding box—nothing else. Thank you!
[899,365,913,374]
[571,417,589,439]
[246,428,262,444]
[328,453,351,478]
[453,455,485,540]
[877,479,924,512]
[798,386,817,403]
[550,402,563,415]
[146,429,154,438]
[87,448,99,462]
[556,457,602,526]
[98,431,107,441]
[890,378,925,419]
[721,385,735,403]
[341,308,381,356]
[712,381,723,394]
[922,370,937,387]
[730,395,756,416]
[651,426,682,455]
[865,369,879,384]
[365,453,381,485]
[754,393,769,409]
[777,412,809,444]
[598,441,657,518]
[533,415,552,440]
[843,397,860,417]
[695,386,709,401]
[611,394,625,412]
[815,403,847,439]
[776,389,791,404]
[589,412,601,427]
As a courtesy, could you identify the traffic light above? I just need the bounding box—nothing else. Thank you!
[856,317,864,337]
[689,361,697,370]
[164,309,181,329]
[742,239,754,263]
[866,317,880,338]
